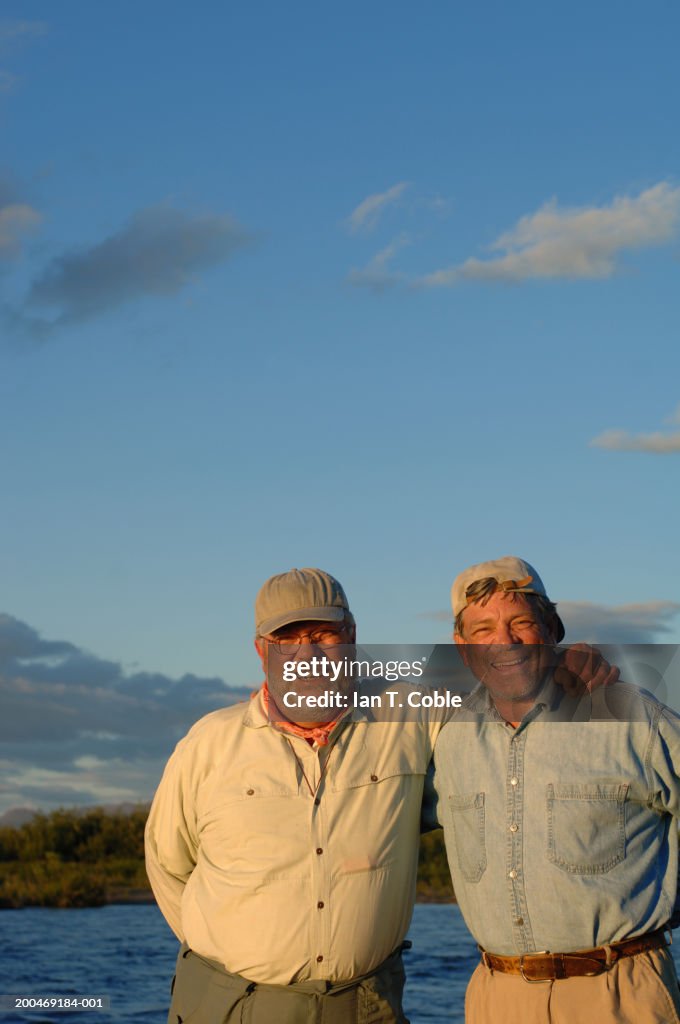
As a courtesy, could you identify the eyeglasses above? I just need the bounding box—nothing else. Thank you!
[264,627,350,655]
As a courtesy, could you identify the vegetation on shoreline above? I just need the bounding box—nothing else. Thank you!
[0,808,150,908]
[0,808,455,908]
[418,830,455,902]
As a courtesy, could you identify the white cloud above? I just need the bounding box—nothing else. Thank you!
[2,762,145,808]
[0,201,42,256]
[591,410,680,454]
[418,182,680,286]
[558,601,680,643]
[347,233,410,290]
[347,182,409,234]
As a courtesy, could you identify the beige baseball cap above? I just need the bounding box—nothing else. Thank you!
[452,555,565,641]
[255,567,352,636]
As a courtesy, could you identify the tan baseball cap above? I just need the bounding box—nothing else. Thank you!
[255,568,352,636]
[452,555,565,641]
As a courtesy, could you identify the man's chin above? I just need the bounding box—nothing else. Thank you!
[484,675,542,703]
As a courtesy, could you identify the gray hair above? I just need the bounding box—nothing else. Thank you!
[454,576,559,639]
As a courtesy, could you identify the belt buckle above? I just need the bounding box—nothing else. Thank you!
[519,952,551,984]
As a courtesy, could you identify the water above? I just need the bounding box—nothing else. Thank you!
[0,904,679,1023]
[0,904,177,1024]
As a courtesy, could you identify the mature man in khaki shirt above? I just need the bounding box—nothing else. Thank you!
[146,567,617,1024]
[146,567,438,1023]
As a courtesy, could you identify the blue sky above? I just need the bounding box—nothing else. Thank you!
[1,2,680,811]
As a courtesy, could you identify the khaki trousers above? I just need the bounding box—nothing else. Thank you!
[167,944,409,1024]
[465,947,680,1024]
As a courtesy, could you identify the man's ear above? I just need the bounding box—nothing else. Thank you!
[547,614,561,645]
[254,637,266,670]
[454,632,470,666]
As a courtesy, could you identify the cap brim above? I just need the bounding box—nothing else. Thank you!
[257,606,346,637]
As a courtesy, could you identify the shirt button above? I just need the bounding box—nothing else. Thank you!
[371,774,378,782]
[509,823,519,833]
[516,917,524,926]
[317,901,325,909]
[510,777,518,786]
[314,797,321,806]
[508,869,517,879]
[316,955,324,963]
[246,789,255,795]
[316,848,323,855]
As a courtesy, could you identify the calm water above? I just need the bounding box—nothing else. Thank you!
[0,904,679,1023]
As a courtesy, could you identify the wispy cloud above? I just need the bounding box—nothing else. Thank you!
[9,204,250,337]
[0,20,47,95]
[591,404,680,454]
[417,182,680,286]
[0,69,17,93]
[590,429,680,454]
[346,182,409,234]
[0,20,48,47]
[0,200,42,256]
[558,601,680,644]
[347,233,410,290]
[416,193,451,217]
[421,600,680,643]
[0,612,250,814]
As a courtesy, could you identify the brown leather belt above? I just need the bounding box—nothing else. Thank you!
[479,928,669,982]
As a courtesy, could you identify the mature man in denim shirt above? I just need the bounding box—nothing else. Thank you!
[434,556,680,1024]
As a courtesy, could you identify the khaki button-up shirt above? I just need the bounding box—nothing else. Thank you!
[145,686,441,984]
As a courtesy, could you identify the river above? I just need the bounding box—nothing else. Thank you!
[0,904,678,1023]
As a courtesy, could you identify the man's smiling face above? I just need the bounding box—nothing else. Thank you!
[455,590,557,704]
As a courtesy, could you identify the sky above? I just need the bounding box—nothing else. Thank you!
[1,1,679,814]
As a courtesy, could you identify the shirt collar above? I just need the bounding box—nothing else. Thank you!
[242,687,269,729]
[242,684,355,744]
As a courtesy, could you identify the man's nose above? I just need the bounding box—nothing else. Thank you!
[292,640,323,660]
[492,622,519,645]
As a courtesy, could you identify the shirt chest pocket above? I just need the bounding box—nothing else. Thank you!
[448,792,486,884]
[198,782,309,881]
[331,757,428,794]
[330,730,430,793]
[546,781,629,875]
[329,741,429,870]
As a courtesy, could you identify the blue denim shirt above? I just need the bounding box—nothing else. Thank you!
[432,679,680,955]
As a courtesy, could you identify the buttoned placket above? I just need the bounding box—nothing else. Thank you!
[502,706,544,953]
[286,733,335,977]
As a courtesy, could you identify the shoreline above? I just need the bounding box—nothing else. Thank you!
[0,888,457,909]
